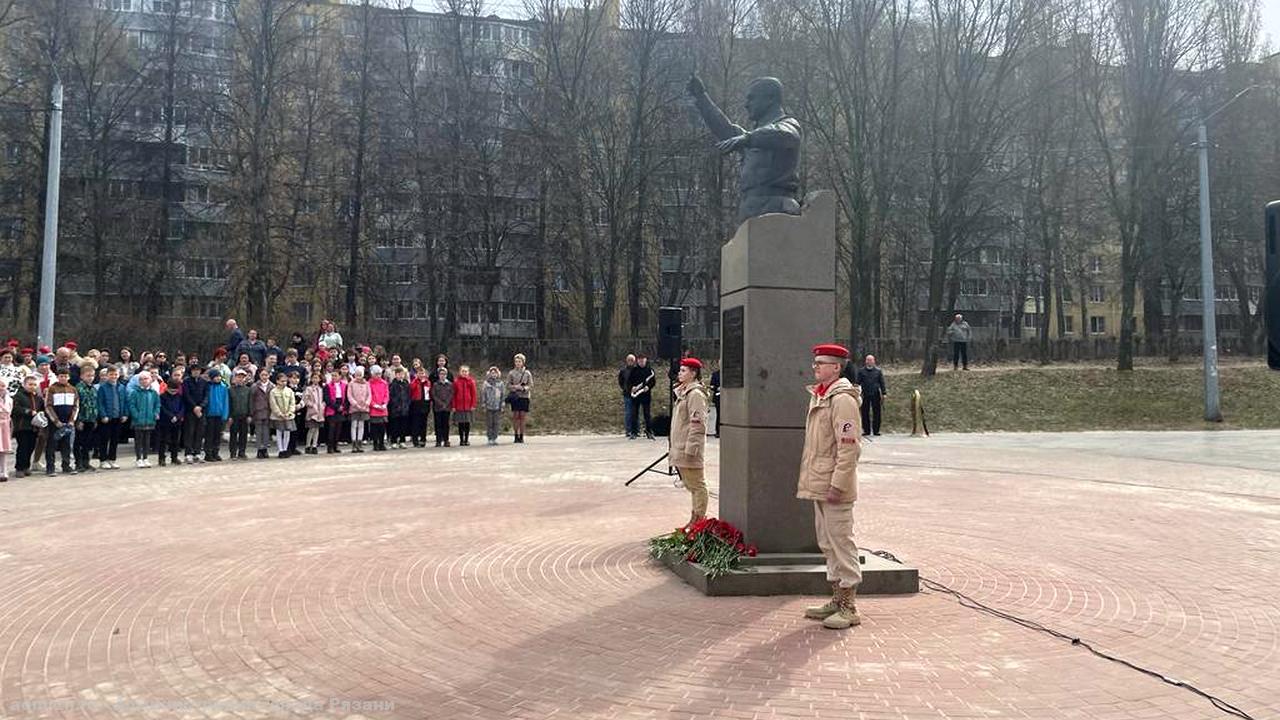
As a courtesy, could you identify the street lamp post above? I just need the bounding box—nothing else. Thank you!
[37,79,63,350]
[1196,85,1258,423]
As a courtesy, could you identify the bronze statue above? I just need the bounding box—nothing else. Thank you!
[687,75,802,226]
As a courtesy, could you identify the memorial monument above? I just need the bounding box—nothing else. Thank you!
[668,75,917,596]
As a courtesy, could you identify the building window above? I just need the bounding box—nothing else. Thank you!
[4,142,20,163]
[1063,316,1074,334]
[1214,285,1239,302]
[1089,255,1103,273]
[961,279,990,297]
[1089,285,1105,303]
[170,258,228,280]
[977,247,1006,265]
[501,303,535,321]
[1023,313,1037,328]
[185,184,210,203]
[107,0,132,10]
[292,302,313,323]
[375,303,393,320]
[1183,315,1203,331]
[1183,285,1202,301]
[1089,316,1106,335]
[152,0,172,13]
[180,297,221,318]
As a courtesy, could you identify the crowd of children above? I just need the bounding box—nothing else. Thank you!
[0,322,534,480]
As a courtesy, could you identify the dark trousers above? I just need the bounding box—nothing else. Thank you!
[326,416,344,451]
[229,417,250,457]
[433,411,451,444]
[45,426,73,471]
[623,396,635,436]
[15,428,36,472]
[204,417,226,458]
[133,428,153,460]
[628,396,652,436]
[370,418,386,449]
[860,394,883,435]
[96,420,121,461]
[410,402,429,445]
[158,422,183,461]
[389,415,407,443]
[713,395,720,437]
[952,342,969,369]
[74,423,96,469]
[457,421,470,445]
[183,414,205,455]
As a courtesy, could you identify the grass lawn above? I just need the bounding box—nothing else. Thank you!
[524,361,1280,435]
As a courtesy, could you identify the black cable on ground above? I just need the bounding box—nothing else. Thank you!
[868,550,1258,720]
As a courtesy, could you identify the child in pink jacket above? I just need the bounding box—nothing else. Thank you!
[347,367,372,453]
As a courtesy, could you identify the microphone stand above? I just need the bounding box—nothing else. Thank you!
[625,358,678,486]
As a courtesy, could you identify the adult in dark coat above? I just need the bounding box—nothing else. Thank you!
[627,354,658,440]
[617,354,636,438]
[225,319,246,358]
[852,354,887,436]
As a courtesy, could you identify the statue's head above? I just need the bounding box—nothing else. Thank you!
[744,77,784,123]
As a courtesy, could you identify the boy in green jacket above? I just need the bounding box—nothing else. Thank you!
[228,368,254,460]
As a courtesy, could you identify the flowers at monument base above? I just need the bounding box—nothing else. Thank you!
[648,517,758,578]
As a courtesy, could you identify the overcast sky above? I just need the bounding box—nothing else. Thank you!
[1262,0,1280,53]
[417,0,1280,56]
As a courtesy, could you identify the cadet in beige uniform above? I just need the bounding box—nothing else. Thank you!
[798,343,863,629]
[669,357,709,525]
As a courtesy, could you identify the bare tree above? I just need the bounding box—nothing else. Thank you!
[914,0,1044,375]
[1076,0,1210,370]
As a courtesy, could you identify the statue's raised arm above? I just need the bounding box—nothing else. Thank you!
[687,75,802,226]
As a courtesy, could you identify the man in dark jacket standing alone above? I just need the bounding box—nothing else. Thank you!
[627,354,657,440]
[617,354,636,438]
[851,355,886,436]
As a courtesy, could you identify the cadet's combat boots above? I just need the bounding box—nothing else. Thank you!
[821,586,862,629]
[804,582,841,620]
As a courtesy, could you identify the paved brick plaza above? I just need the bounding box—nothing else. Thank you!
[0,431,1276,719]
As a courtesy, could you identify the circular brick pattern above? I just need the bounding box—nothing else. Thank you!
[0,434,1275,719]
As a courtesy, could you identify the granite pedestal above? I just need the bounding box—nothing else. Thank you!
[664,190,919,597]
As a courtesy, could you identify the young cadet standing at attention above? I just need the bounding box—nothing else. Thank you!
[798,343,864,630]
[668,357,709,525]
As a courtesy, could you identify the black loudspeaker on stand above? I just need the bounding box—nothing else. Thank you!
[1265,201,1280,370]
[627,307,684,486]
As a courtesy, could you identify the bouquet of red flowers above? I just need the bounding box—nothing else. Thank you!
[648,517,758,577]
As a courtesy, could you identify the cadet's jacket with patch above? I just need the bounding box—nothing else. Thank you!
[669,381,709,469]
[796,377,862,502]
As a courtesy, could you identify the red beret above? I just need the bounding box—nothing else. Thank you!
[64,341,77,350]
[214,347,228,357]
[680,357,703,370]
[812,343,850,359]
[38,345,51,354]
[21,347,33,355]
[6,339,18,347]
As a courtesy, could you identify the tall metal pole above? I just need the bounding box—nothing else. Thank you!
[1197,122,1221,422]
[37,80,63,350]
[1192,85,1254,420]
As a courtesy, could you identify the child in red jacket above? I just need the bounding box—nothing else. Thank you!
[368,365,390,451]
[451,365,478,446]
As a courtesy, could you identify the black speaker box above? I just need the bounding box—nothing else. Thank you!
[657,306,683,360]
[1266,201,1280,369]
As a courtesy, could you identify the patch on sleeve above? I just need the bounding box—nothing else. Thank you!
[838,419,859,445]
[690,407,705,425]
